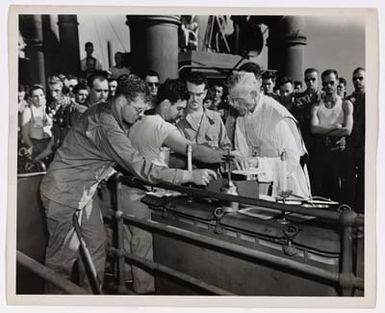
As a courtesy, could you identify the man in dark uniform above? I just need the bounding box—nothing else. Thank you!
[293,68,323,191]
[346,67,366,213]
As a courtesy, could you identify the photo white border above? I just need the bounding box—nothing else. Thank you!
[2,1,382,311]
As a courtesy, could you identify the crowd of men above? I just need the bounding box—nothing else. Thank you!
[17,41,366,295]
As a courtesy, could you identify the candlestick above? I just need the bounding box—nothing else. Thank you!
[280,149,287,193]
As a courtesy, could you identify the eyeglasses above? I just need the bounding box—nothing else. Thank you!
[322,81,336,87]
[305,77,317,82]
[133,106,145,114]
[353,76,364,81]
[228,96,248,107]
[147,82,159,87]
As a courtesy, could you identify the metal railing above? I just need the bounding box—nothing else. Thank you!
[119,175,364,227]
[16,251,89,295]
[109,173,364,296]
[16,172,364,296]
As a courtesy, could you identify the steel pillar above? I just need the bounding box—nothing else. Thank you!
[267,16,307,82]
[126,15,180,81]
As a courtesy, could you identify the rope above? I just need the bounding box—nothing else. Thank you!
[93,19,106,65]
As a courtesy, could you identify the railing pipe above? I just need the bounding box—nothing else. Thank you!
[119,175,364,226]
[112,174,364,294]
[109,247,234,295]
[120,213,364,290]
[16,251,89,295]
[112,173,129,294]
[117,212,342,285]
[340,225,355,295]
[72,213,103,294]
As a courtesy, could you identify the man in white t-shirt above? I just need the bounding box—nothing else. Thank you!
[130,79,226,166]
[124,79,223,294]
[21,85,52,157]
[310,69,353,203]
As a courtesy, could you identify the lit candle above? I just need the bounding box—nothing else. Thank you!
[187,144,193,172]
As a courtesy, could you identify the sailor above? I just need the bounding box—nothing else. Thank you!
[125,78,226,293]
[40,74,217,294]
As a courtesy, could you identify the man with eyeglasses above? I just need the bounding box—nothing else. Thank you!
[294,68,322,141]
[310,69,354,204]
[223,62,262,147]
[293,68,323,192]
[176,72,231,159]
[144,70,160,110]
[346,67,366,213]
[40,74,217,294]
[227,70,311,199]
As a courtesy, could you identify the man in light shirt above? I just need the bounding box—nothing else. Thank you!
[109,51,131,80]
[227,70,311,199]
[310,69,353,203]
[80,41,103,78]
[130,79,226,168]
[21,85,52,157]
[176,72,231,152]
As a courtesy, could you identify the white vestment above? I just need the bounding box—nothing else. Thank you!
[234,94,311,199]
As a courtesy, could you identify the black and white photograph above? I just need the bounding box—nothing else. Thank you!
[4,3,380,309]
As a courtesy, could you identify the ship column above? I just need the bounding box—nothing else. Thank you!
[19,15,46,86]
[267,16,307,82]
[126,15,180,82]
[57,15,81,76]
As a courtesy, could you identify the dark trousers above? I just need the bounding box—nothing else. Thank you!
[310,144,354,205]
[353,149,365,213]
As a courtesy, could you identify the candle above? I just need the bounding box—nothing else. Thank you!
[187,144,192,172]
